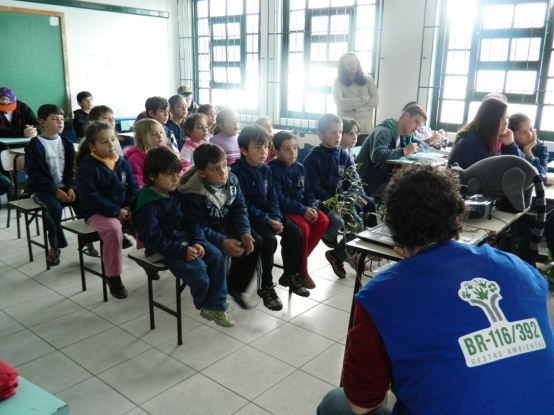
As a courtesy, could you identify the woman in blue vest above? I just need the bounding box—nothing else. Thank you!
[318,164,554,415]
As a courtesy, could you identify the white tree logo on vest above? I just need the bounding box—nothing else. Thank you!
[457,278,545,367]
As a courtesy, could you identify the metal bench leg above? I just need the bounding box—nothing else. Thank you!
[77,235,87,292]
[23,210,33,262]
[147,269,156,330]
[100,240,108,302]
[176,277,183,345]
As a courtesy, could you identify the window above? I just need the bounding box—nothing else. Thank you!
[283,0,378,119]
[433,0,554,138]
[194,0,260,110]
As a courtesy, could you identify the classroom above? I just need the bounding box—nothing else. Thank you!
[1,0,554,414]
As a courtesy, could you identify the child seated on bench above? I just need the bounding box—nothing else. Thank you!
[132,147,234,327]
[75,121,139,299]
[25,104,85,266]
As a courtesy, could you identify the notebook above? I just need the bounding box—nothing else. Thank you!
[405,152,446,161]
[357,223,396,247]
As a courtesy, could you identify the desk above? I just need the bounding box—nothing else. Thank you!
[547,160,554,171]
[0,137,32,147]
[466,208,529,236]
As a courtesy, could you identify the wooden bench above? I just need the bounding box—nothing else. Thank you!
[8,198,49,268]
[0,377,68,415]
[61,219,108,302]
[128,249,189,345]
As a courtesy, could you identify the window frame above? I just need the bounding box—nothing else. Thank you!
[431,0,554,140]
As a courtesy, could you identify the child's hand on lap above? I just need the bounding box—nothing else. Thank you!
[191,243,205,259]
[222,239,245,257]
[303,208,318,222]
[117,208,129,223]
[55,188,70,203]
[268,219,283,234]
[240,234,255,255]
[186,245,199,261]
[66,188,76,202]
[358,197,368,207]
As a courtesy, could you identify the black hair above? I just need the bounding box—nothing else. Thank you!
[37,104,64,120]
[75,121,113,167]
[384,164,466,250]
[317,113,342,134]
[508,112,531,132]
[145,96,169,115]
[168,94,185,110]
[237,125,270,150]
[77,91,92,103]
[143,146,182,186]
[342,118,361,135]
[272,131,296,151]
[193,143,227,171]
[184,113,208,138]
[89,105,113,121]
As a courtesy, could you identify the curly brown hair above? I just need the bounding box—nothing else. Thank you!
[383,164,466,249]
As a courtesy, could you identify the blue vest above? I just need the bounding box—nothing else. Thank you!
[356,241,554,414]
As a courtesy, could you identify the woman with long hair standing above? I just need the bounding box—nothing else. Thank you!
[332,52,379,145]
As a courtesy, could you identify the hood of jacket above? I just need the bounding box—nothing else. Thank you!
[177,165,226,209]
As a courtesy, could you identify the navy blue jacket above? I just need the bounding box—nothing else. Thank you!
[268,158,316,216]
[303,144,352,202]
[75,154,139,221]
[0,101,41,138]
[448,130,521,169]
[231,157,281,224]
[132,187,206,259]
[25,135,76,195]
[178,167,251,250]
[72,109,89,139]
[166,119,184,151]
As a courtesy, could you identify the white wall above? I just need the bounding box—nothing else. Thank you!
[0,0,179,118]
[375,0,437,122]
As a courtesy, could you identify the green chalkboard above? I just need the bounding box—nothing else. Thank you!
[0,7,70,115]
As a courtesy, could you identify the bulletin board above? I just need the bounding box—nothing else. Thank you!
[0,6,71,115]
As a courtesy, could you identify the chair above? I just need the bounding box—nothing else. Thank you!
[0,149,36,236]
[127,249,190,345]
[61,219,108,302]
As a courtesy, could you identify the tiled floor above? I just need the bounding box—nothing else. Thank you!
[3,201,554,415]
[0,202,393,415]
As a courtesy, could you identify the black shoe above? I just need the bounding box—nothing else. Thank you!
[321,237,337,249]
[257,284,283,311]
[122,235,133,249]
[106,275,128,299]
[228,287,250,310]
[279,274,310,297]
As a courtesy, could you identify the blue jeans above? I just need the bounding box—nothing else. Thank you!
[162,241,227,311]
[317,388,392,415]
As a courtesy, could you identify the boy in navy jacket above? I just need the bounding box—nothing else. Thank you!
[25,104,84,267]
[231,125,309,309]
[303,114,376,278]
[178,143,259,310]
[132,147,233,327]
[268,131,329,289]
